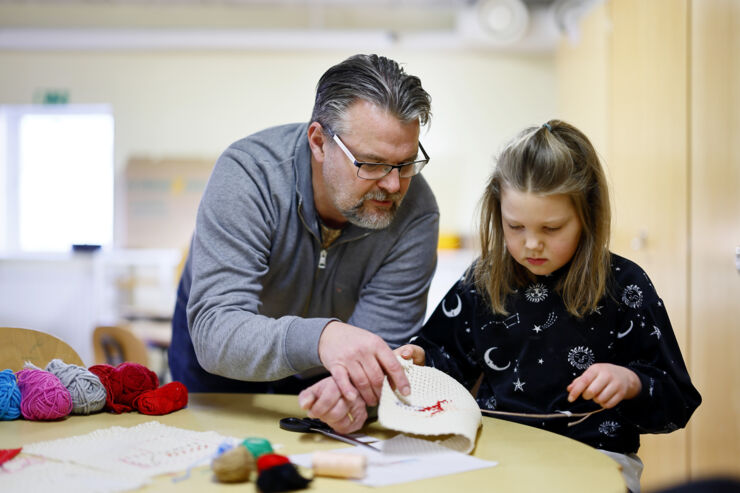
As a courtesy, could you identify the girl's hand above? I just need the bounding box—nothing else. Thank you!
[393,344,426,365]
[566,363,642,409]
[298,376,368,434]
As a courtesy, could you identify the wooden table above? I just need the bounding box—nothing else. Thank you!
[0,393,626,492]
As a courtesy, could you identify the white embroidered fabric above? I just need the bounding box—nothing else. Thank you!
[21,421,239,480]
[378,357,481,454]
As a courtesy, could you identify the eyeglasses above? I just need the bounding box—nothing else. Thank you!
[329,131,430,180]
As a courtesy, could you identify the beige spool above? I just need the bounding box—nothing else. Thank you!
[211,445,255,483]
[312,451,367,479]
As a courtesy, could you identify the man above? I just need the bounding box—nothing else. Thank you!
[169,54,439,426]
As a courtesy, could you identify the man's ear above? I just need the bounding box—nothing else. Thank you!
[307,122,327,162]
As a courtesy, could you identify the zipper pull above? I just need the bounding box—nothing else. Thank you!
[318,249,327,269]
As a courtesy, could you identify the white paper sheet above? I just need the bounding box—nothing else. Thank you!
[290,434,497,487]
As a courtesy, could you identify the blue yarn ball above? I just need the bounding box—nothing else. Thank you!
[0,368,22,420]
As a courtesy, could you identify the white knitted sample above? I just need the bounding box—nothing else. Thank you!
[1,455,146,493]
[23,421,240,478]
[378,358,481,454]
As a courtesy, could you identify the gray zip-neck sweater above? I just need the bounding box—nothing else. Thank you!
[170,123,439,391]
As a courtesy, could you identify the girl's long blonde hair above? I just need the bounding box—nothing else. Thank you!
[474,120,611,318]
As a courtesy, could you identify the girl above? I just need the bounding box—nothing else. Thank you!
[299,120,700,492]
[398,120,701,491]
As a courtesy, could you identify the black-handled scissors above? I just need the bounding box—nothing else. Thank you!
[279,417,380,451]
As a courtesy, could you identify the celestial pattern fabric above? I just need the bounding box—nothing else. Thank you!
[414,253,701,454]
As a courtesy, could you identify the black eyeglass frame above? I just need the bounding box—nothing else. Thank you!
[327,128,430,180]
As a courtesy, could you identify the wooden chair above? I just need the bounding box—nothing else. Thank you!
[0,327,84,372]
[92,325,150,367]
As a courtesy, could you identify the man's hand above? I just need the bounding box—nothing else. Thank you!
[298,376,368,434]
[567,363,642,409]
[393,344,426,365]
[318,321,410,406]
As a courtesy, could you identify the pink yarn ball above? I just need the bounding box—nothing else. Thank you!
[16,368,73,420]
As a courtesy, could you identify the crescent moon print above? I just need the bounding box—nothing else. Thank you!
[483,346,511,371]
[442,294,462,318]
[617,320,633,339]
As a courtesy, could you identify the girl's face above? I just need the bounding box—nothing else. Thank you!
[500,187,583,276]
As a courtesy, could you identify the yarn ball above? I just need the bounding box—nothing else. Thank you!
[256,453,290,473]
[211,444,255,483]
[0,369,22,420]
[242,437,274,459]
[89,362,159,413]
[255,454,311,493]
[133,381,188,415]
[16,368,73,420]
[45,359,106,415]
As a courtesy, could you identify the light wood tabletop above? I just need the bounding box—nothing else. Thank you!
[0,393,626,492]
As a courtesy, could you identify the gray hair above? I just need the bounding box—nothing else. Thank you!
[310,54,431,135]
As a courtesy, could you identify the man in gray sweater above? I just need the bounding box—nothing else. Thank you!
[169,54,439,428]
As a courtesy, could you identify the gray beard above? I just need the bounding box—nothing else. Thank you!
[341,190,403,229]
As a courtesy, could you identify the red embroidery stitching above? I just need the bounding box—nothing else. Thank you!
[419,400,448,415]
[395,399,449,416]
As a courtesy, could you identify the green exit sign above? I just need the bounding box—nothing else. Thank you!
[33,89,69,105]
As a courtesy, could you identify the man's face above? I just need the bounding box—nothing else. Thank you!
[319,100,420,229]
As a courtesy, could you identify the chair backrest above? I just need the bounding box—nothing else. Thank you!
[92,325,149,367]
[0,327,84,372]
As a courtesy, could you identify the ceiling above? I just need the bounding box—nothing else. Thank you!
[0,0,603,52]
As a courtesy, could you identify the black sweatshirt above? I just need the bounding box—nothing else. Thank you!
[415,253,701,454]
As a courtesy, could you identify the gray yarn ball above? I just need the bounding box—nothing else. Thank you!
[45,359,106,415]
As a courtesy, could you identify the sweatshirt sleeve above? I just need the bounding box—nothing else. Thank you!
[613,278,702,433]
[410,275,482,390]
[186,147,328,382]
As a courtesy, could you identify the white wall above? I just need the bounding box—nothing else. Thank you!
[0,254,100,363]
[0,25,558,362]
[0,49,557,241]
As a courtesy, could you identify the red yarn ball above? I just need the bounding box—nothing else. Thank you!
[89,363,158,413]
[16,369,73,421]
[133,381,188,415]
[257,453,291,473]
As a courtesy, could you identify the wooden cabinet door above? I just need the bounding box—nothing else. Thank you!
[689,0,740,478]
[608,1,692,489]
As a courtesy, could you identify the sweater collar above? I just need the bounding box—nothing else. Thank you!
[293,125,372,244]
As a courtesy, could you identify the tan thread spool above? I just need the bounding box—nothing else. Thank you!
[312,451,367,479]
[211,445,255,483]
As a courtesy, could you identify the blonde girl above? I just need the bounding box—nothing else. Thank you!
[399,120,700,492]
